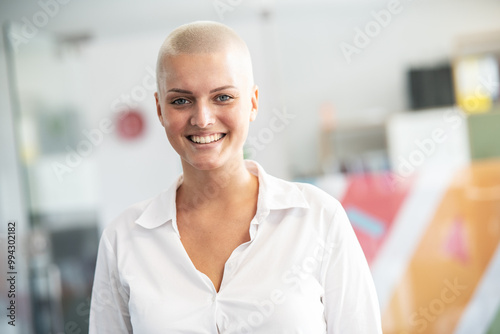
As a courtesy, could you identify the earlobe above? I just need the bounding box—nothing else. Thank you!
[154,92,164,127]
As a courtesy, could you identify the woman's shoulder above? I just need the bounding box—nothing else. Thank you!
[292,180,342,210]
[273,178,351,238]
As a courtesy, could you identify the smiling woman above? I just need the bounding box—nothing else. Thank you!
[89,21,382,333]
[156,50,257,172]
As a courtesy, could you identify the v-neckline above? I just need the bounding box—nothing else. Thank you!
[171,216,258,293]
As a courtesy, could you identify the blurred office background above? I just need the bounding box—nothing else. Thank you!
[1,0,500,333]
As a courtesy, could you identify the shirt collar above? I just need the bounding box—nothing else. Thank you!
[245,160,309,212]
[135,160,309,230]
[135,174,182,230]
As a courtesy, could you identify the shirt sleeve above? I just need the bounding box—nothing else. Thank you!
[321,204,383,333]
[89,231,132,334]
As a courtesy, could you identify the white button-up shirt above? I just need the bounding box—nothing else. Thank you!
[90,160,382,333]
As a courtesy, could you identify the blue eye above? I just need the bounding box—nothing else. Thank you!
[172,98,189,105]
[217,95,232,102]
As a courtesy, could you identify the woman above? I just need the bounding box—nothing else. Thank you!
[90,21,382,333]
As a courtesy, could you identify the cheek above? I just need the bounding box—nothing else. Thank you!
[162,117,188,149]
[163,109,186,133]
[220,108,246,130]
[225,113,250,140]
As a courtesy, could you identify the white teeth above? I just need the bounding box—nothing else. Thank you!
[190,133,224,144]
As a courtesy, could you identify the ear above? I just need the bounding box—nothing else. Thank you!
[154,92,164,127]
[249,85,259,122]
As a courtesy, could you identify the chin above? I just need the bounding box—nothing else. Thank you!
[185,156,225,171]
[184,151,243,172]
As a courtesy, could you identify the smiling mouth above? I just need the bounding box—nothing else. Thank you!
[188,133,226,144]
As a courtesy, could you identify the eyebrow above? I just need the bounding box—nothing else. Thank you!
[210,85,236,93]
[166,85,237,94]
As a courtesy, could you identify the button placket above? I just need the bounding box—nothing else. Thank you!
[216,310,230,332]
[221,313,229,328]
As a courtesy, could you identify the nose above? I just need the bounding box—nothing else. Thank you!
[190,102,215,128]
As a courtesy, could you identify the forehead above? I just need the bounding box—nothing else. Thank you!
[159,52,250,90]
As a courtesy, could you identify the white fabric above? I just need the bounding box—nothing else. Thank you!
[89,160,382,333]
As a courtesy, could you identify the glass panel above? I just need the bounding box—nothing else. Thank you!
[3,22,99,334]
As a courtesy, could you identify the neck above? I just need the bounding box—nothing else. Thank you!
[177,158,257,211]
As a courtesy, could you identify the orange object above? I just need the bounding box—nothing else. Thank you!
[382,159,500,333]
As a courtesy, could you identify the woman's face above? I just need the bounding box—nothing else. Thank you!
[155,51,258,171]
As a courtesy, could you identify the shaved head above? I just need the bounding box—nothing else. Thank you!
[156,21,254,96]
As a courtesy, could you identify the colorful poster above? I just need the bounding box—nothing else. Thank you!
[382,159,500,333]
[340,173,413,265]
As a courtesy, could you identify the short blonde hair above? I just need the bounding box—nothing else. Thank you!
[155,21,254,94]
